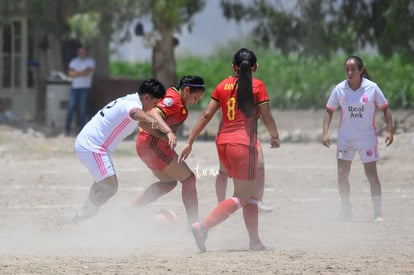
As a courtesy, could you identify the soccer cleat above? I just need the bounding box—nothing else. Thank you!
[374,216,384,223]
[72,201,98,224]
[258,200,273,213]
[338,205,353,222]
[191,221,208,252]
[249,240,266,251]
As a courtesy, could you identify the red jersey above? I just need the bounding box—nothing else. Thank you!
[213,76,270,147]
[138,87,188,148]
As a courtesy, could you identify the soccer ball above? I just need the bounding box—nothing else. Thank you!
[153,209,177,226]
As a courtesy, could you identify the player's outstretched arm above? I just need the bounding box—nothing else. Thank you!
[131,108,157,129]
[178,99,220,162]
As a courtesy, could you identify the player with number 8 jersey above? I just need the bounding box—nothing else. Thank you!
[213,77,270,147]
[179,48,280,252]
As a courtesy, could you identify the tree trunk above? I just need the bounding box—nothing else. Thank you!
[90,35,109,79]
[151,27,177,88]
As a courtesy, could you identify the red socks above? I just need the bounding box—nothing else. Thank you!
[181,174,199,224]
[202,197,242,230]
[215,171,228,203]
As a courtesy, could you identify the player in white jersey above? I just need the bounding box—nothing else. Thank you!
[322,56,393,222]
[72,79,170,223]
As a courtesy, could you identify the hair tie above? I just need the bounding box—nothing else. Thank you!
[185,83,205,88]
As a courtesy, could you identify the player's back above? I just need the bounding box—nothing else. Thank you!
[77,93,142,152]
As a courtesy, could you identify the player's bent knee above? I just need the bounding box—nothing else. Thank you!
[181,174,196,185]
[162,181,178,189]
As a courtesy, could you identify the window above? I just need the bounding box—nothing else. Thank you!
[0,18,34,90]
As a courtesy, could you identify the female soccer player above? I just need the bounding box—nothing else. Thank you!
[72,79,167,223]
[215,139,273,212]
[179,48,280,252]
[322,55,393,222]
[131,75,205,227]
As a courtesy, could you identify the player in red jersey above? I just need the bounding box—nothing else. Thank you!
[131,75,205,226]
[179,48,280,252]
[215,139,273,212]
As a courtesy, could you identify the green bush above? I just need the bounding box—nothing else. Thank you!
[110,52,414,110]
[110,61,152,80]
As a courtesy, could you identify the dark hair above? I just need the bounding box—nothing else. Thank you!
[77,44,87,51]
[344,55,372,80]
[178,75,205,93]
[232,48,256,118]
[138,79,166,98]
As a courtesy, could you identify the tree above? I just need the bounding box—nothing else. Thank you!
[132,0,206,86]
[219,0,414,61]
[23,0,205,85]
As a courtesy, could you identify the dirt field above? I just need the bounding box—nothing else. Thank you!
[0,110,413,274]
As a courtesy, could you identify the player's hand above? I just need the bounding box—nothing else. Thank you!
[166,131,176,150]
[145,117,158,129]
[385,132,394,147]
[270,135,280,148]
[178,143,192,163]
[322,134,330,148]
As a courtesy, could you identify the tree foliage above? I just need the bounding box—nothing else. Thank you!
[131,0,206,86]
[220,0,414,61]
[17,0,205,83]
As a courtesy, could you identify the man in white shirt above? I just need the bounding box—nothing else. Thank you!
[65,46,95,135]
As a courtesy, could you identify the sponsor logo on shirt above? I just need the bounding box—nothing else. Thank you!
[362,94,369,104]
[162,97,173,107]
[348,105,364,118]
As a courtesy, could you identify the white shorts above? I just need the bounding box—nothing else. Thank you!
[336,143,379,163]
[75,143,115,182]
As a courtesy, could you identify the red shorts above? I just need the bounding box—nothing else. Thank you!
[136,135,175,171]
[216,143,258,180]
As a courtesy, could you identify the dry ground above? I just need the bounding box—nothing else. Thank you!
[0,110,413,274]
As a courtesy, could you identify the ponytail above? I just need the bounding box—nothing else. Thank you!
[233,48,257,118]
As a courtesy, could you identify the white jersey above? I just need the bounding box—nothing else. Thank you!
[76,93,142,153]
[326,78,388,148]
[69,57,95,89]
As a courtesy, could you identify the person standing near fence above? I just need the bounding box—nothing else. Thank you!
[322,55,393,222]
[65,46,95,135]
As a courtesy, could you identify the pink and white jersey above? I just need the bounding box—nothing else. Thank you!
[76,93,142,153]
[326,78,388,148]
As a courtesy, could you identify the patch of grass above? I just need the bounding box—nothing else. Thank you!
[111,51,414,110]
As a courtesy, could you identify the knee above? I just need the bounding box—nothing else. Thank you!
[218,169,228,177]
[181,174,196,185]
[164,181,178,187]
